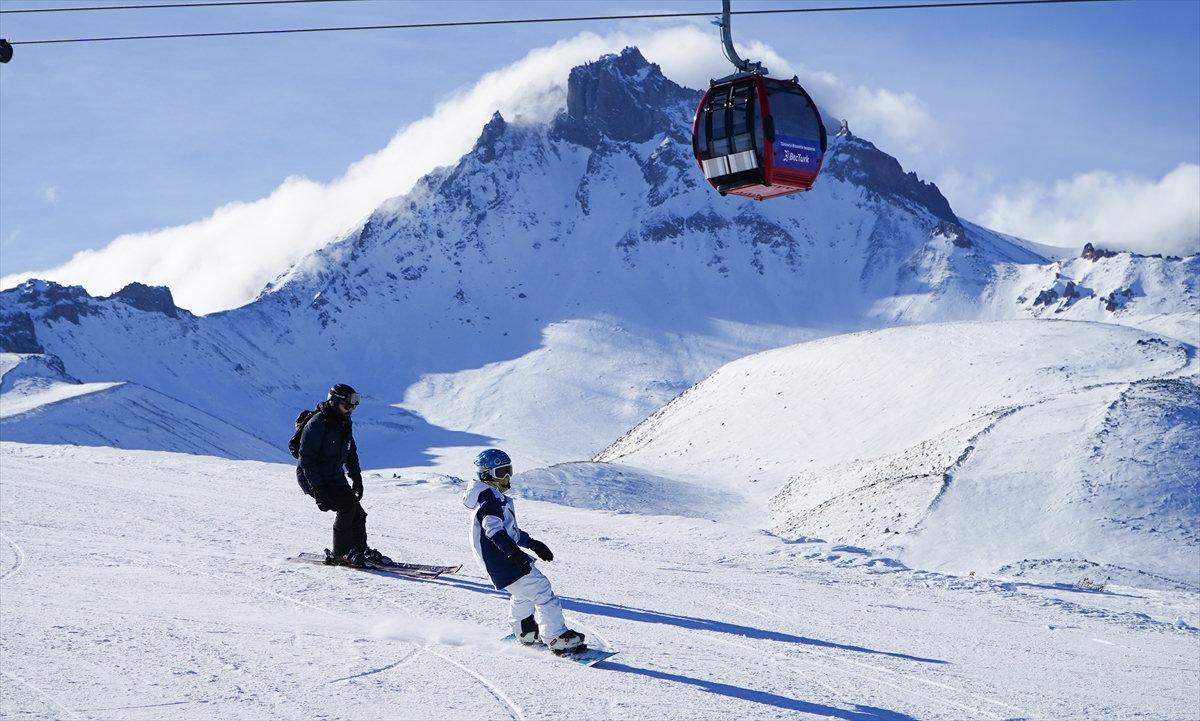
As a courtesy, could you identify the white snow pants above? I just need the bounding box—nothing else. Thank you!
[502,566,567,641]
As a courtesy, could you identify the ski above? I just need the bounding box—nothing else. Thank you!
[364,555,462,577]
[288,552,460,579]
[502,634,619,667]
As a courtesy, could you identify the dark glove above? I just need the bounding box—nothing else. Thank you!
[510,550,533,573]
[311,485,333,512]
[526,538,553,562]
[349,472,364,500]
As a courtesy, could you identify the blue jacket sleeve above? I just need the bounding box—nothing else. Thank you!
[298,413,326,491]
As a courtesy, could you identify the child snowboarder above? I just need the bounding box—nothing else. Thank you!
[462,448,586,654]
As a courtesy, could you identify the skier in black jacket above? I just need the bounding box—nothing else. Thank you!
[297,383,391,567]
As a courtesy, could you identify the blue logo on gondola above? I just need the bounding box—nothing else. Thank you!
[773,135,821,172]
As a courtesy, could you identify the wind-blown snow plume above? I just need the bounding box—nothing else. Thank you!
[0,26,940,315]
[981,164,1200,257]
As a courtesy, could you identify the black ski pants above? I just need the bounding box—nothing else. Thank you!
[327,483,368,556]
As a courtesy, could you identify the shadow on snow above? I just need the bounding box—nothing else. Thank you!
[434,575,947,665]
[603,662,921,721]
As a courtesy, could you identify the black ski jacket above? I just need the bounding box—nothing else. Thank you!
[297,401,361,494]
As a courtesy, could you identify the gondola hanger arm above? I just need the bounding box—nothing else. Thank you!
[713,0,768,83]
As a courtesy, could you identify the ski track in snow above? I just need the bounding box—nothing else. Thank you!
[0,668,84,721]
[4,476,522,721]
[724,599,1027,715]
[705,631,997,721]
[326,647,425,685]
[0,531,26,581]
[164,557,525,721]
[565,549,1033,720]
[718,598,1027,719]
[280,562,525,721]
[287,548,613,720]
[424,647,526,721]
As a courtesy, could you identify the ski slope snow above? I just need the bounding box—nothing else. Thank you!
[1,442,1196,720]
[597,320,1200,589]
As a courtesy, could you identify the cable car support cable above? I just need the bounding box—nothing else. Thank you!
[2,0,1125,46]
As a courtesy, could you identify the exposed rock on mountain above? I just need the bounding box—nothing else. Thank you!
[108,282,180,318]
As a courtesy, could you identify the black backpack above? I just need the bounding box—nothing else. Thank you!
[288,408,319,459]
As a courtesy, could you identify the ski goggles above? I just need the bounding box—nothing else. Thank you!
[488,464,513,480]
[335,392,361,408]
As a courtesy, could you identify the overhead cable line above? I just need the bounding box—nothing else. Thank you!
[5,0,1124,47]
[0,0,367,14]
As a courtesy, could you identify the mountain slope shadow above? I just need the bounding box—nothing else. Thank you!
[349,405,496,468]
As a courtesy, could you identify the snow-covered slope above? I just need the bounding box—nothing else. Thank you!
[0,353,286,460]
[982,238,1200,345]
[0,352,116,417]
[513,461,743,519]
[1,442,1196,720]
[596,320,1199,588]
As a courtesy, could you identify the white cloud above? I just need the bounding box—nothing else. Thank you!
[42,186,59,204]
[933,168,996,219]
[980,164,1200,257]
[0,25,941,314]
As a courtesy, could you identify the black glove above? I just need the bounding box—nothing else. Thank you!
[510,550,533,573]
[311,485,333,512]
[526,538,553,562]
[349,472,364,500]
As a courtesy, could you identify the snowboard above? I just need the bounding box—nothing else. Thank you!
[502,633,619,667]
[289,551,461,579]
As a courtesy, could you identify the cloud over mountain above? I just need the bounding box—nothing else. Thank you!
[982,164,1200,257]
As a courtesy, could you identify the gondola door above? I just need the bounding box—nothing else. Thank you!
[693,79,766,196]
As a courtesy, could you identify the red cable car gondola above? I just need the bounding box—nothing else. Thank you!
[692,1,827,201]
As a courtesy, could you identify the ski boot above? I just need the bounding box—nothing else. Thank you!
[517,615,540,645]
[324,548,367,568]
[548,630,586,655]
[363,547,393,565]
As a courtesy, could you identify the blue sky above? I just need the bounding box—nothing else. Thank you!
[1,0,1197,311]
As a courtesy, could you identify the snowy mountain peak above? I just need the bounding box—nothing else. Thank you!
[2,279,100,332]
[556,46,696,146]
[824,134,957,223]
[470,111,510,164]
[107,282,180,318]
[1081,241,1120,261]
[0,279,194,357]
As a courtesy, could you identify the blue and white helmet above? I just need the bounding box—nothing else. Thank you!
[474,448,513,490]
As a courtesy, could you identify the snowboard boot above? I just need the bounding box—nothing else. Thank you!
[363,547,393,565]
[325,548,367,568]
[517,615,540,645]
[548,629,586,655]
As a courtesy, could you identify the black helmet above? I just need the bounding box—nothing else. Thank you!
[328,383,360,408]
